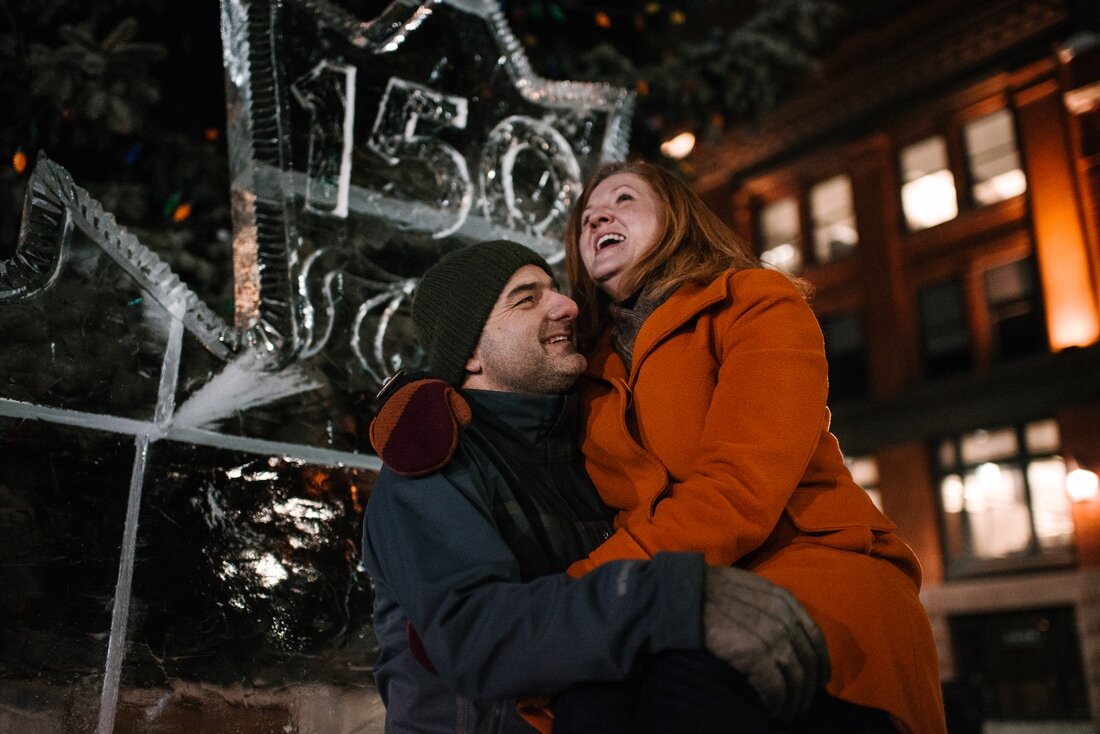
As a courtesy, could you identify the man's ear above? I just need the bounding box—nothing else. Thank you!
[464,352,483,375]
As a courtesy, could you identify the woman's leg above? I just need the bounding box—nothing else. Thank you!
[635,650,770,734]
[779,692,897,734]
[554,651,770,734]
[553,680,638,734]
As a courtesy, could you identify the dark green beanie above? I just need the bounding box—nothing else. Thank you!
[413,240,553,386]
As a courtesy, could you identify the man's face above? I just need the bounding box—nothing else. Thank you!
[464,265,587,393]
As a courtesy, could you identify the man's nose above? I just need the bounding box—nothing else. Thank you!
[548,291,579,320]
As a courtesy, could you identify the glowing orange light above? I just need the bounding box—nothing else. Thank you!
[1032,180,1100,349]
[302,466,335,498]
[595,11,611,28]
[1017,88,1100,350]
[644,2,661,14]
[1067,469,1100,502]
[670,10,686,24]
[350,483,362,513]
[172,202,192,222]
[204,127,220,142]
[12,150,27,174]
[660,131,696,160]
[636,79,650,96]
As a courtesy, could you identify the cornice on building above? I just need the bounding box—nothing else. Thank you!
[829,342,1100,454]
[694,0,1071,193]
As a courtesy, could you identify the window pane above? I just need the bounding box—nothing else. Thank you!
[810,175,857,264]
[941,474,965,513]
[984,259,1048,360]
[941,474,967,558]
[963,463,1031,558]
[937,419,1074,577]
[864,488,884,512]
[919,280,971,378]
[845,455,879,488]
[960,427,1018,464]
[821,312,867,399]
[900,136,958,230]
[965,108,1027,206]
[846,455,882,512]
[1025,419,1061,454]
[759,197,802,273]
[938,439,957,468]
[1027,457,1074,550]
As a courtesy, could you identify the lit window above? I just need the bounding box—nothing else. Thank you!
[960,426,1017,464]
[758,197,802,273]
[1029,459,1075,550]
[961,462,1031,558]
[965,109,1026,206]
[937,420,1075,577]
[1025,419,1060,454]
[918,280,971,379]
[810,175,858,264]
[845,455,883,511]
[900,136,958,230]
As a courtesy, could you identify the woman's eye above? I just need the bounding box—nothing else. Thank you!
[617,193,633,203]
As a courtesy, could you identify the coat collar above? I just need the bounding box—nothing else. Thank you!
[462,388,571,446]
[585,270,734,385]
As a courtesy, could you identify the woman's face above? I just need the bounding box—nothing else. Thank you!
[577,172,663,302]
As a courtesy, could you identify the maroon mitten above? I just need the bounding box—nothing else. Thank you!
[369,374,472,476]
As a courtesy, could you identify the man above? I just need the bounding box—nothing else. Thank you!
[360,240,828,733]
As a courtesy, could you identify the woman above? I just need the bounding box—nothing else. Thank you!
[558,160,946,734]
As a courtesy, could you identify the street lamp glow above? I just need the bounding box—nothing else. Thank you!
[660,131,696,160]
[1066,468,1099,502]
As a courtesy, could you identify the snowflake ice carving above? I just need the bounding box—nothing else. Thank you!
[222,0,633,374]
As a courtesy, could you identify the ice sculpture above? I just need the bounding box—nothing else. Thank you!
[0,2,632,730]
[1,155,381,733]
[221,0,633,377]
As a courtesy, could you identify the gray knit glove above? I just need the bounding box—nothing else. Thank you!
[703,566,830,721]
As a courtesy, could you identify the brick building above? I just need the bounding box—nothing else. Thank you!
[691,0,1100,729]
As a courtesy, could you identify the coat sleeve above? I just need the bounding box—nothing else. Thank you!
[569,270,830,576]
[361,462,705,700]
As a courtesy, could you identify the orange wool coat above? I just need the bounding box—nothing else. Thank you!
[569,268,946,734]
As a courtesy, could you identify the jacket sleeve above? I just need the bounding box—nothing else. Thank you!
[361,462,705,700]
[569,270,829,576]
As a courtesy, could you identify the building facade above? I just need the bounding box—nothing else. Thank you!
[692,0,1100,730]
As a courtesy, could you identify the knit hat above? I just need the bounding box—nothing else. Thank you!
[413,240,553,385]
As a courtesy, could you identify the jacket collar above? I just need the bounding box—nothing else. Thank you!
[585,271,733,384]
[462,389,571,445]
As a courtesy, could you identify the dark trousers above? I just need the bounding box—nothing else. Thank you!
[553,651,896,734]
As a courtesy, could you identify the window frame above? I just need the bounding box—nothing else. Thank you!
[819,309,871,401]
[894,93,1027,235]
[934,418,1076,579]
[748,171,861,275]
[808,173,860,265]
